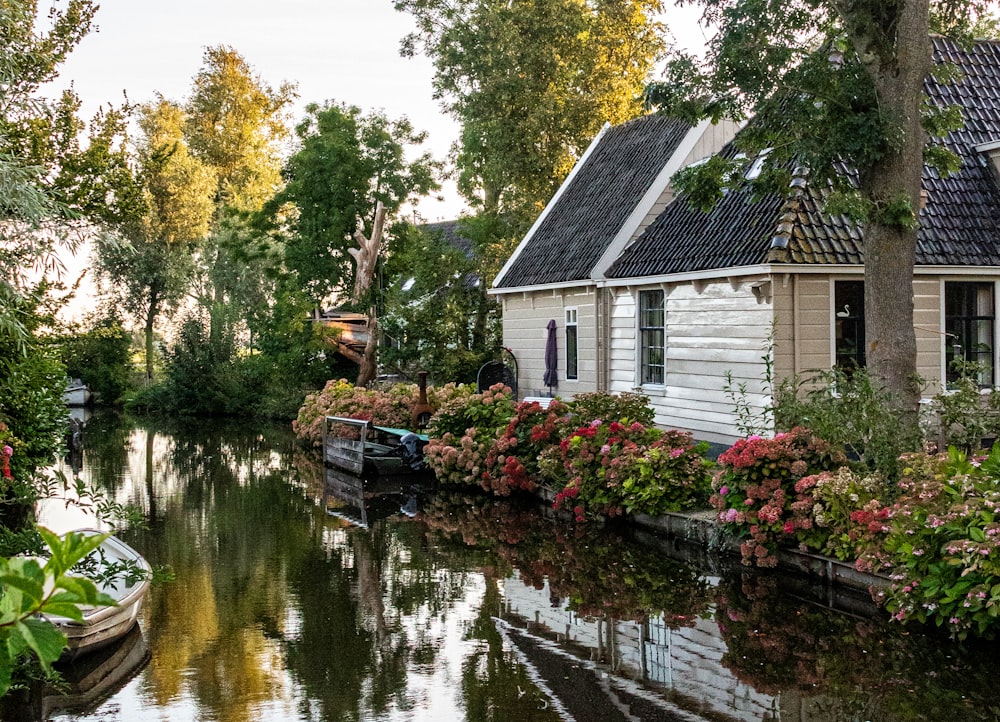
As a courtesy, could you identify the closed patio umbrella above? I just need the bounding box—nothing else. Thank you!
[543,319,558,394]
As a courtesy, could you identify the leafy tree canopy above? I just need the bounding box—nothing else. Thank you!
[266,101,439,304]
[395,0,666,221]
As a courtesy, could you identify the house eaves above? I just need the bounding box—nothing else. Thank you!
[605,38,1000,282]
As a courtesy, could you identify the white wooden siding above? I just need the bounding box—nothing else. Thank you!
[502,286,599,399]
[608,280,775,445]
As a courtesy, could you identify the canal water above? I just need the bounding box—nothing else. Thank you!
[21,415,1000,721]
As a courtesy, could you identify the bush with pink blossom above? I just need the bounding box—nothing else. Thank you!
[542,419,710,521]
[293,378,471,447]
[711,428,847,567]
[423,384,516,486]
[481,398,570,496]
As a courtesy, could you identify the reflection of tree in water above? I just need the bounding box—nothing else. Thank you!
[461,576,564,722]
[108,417,319,720]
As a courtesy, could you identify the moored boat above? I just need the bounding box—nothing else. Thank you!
[323,415,430,479]
[43,530,151,661]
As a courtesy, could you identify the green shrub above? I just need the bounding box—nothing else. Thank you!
[774,367,919,483]
[59,316,135,405]
[928,360,1000,454]
[423,384,515,486]
[567,390,655,427]
[711,428,847,567]
[543,419,711,520]
[481,398,569,495]
[864,446,1000,639]
[293,378,470,447]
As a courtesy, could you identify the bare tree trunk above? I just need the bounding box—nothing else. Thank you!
[356,313,379,387]
[349,202,386,386]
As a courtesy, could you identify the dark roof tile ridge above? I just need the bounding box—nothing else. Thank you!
[767,166,810,262]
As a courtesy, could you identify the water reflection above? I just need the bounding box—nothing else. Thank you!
[36,417,1000,721]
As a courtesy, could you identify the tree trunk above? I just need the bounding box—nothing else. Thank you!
[144,290,159,383]
[848,0,931,433]
[356,312,378,387]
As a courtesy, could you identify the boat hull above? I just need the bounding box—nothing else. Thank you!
[43,531,151,661]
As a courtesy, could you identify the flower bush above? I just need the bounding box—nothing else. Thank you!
[481,398,569,496]
[423,384,516,486]
[543,419,710,520]
[863,446,1000,639]
[566,390,655,427]
[796,466,890,562]
[711,427,847,567]
[293,378,471,447]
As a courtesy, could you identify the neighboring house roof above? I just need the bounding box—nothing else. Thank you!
[607,37,1000,280]
[493,113,693,289]
[419,219,474,258]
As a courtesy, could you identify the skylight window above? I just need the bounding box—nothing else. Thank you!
[745,148,772,180]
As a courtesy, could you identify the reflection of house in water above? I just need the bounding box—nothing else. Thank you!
[500,571,786,722]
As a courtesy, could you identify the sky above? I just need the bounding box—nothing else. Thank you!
[53,0,710,222]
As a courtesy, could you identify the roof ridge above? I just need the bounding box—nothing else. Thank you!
[767,167,810,262]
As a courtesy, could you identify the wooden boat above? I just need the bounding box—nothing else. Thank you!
[44,530,151,661]
[44,624,150,717]
[323,415,430,478]
[62,378,91,407]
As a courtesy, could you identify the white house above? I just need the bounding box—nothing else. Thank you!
[492,38,1000,447]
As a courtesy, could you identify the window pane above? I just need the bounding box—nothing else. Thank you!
[834,280,865,370]
[945,281,994,386]
[566,325,578,380]
[639,290,665,385]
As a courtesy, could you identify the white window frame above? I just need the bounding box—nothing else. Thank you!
[565,307,578,381]
[638,289,665,387]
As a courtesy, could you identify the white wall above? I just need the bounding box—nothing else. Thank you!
[502,285,599,399]
[608,279,775,445]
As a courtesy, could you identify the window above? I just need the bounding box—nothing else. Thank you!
[946,281,994,386]
[639,290,665,385]
[834,281,865,370]
[565,307,578,380]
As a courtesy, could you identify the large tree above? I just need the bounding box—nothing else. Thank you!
[646,0,996,430]
[268,102,439,304]
[182,46,296,352]
[263,102,439,385]
[395,0,665,223]
[95,99,217,381]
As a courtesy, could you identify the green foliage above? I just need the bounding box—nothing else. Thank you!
[58,315,135,405]
[710,428,848,566]
[293,378,471,447]
[381,221,500,384]
[264,101,439,305]
[184,46,295,213]
[544,420,711,520]
[566,390,656,428]
[773,367,921,482]
[928,360,1000,453]
[396,0,664,218]
[423,384,516,486]
[863,445,1000,639]
[0,528,118,696]
[481,399,570,495]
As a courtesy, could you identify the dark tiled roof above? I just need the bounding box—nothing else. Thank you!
[419,220,473,257]
[494,114,692,288]
[607,37,1000,280]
